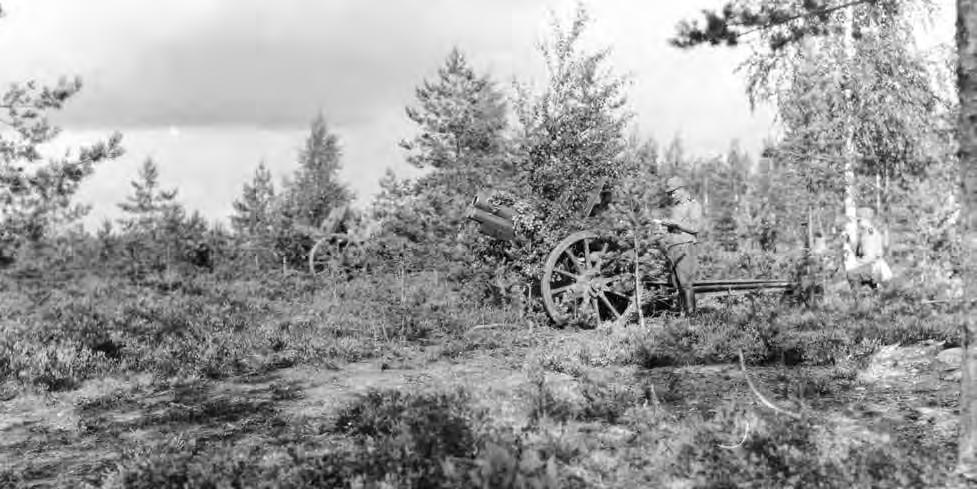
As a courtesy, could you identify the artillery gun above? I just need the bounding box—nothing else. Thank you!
[467,184,798,326]
[306,204,379,277]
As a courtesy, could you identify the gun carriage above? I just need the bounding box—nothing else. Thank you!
[306,204,372,277]
[467,184,795,326]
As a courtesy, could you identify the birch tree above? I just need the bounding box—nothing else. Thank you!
[673,0,976,479]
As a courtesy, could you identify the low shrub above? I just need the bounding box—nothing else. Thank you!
[526,368,577,425]
[103,387,566,489]
[334,388,481,457]
[671,408,951,488]
[627,291,958,370]
[0,337,112,391]
[576,378,641,424]
[1,266,526,390]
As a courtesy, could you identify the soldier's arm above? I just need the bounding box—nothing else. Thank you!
[663,221,698,235]
[662,218,699,235]
[663,203,702,235]
[659,206,683,230]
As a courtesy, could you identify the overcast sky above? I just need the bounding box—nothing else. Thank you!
[0,0,954,228]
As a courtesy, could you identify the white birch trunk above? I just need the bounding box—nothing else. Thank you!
[842,9,859,272]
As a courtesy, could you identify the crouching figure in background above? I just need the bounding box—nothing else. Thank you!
[846,206,893,292]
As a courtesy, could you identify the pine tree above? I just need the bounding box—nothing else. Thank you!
[115,158,185,274]
[269,113,353,268]
[662,134,686,172]
[401,47,510,180]
[283,113,352,229]
[370,169,415,229]
[0,69,123,259]
[712,140,754,250]
[117,158,180,232]
[231,162,276,238]
[377,48,511,271]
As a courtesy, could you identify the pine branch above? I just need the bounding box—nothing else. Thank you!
[672,0,876,49]
[733,0,872,37]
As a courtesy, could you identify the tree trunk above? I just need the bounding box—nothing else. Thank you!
[842,10,859,272]
[957,0,977,479]
[703,173,710,216]
[883,168,891,252]
[875,171,881,218]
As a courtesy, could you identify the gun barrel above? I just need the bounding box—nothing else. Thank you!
[470,192,516,220]
[466,205,515,241]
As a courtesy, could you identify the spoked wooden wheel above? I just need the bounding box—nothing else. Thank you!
[541,230,634,327]
[308,233,360,276]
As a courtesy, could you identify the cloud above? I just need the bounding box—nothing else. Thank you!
[19,0,553,128]
[3,0,774,133]
[5,0,798,225]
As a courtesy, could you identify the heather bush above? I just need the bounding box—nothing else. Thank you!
[0,264,525,390]
[696,239,801,280]
[671,408,951,488]
[103,388,565,489]
[0,337,112,391]
[624,287,957,369]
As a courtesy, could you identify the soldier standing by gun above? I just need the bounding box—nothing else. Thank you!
[654,176,703,316]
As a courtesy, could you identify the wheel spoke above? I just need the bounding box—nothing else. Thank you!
[594,241,610,268]
[563,250,582,273]
[599,292,623,319]
[591,298,600,320]
[605,289,632,300]
[551,284,574,296]
[602,272,632,283]
[553,268,580,280]
[583,239,592,268]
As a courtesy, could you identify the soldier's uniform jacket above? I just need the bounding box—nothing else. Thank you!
[661,197,703,249]
[856,221,884,262]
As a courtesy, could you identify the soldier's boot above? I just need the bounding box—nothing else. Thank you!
[680,287,696,316]
[673,286,693,317]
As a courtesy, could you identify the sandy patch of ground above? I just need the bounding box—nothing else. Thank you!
[0,338,964,487]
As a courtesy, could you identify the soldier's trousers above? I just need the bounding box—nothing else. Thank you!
[665,241,697,315]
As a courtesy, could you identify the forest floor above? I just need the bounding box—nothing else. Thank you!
[0,324,962,488]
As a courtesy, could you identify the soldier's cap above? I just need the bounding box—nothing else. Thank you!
[665,176,686,192]
[856,207,875,220]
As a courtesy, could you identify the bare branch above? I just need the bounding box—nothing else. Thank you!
[718,419,752,449]
[739,349,802,419]
[466,323,508,334]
